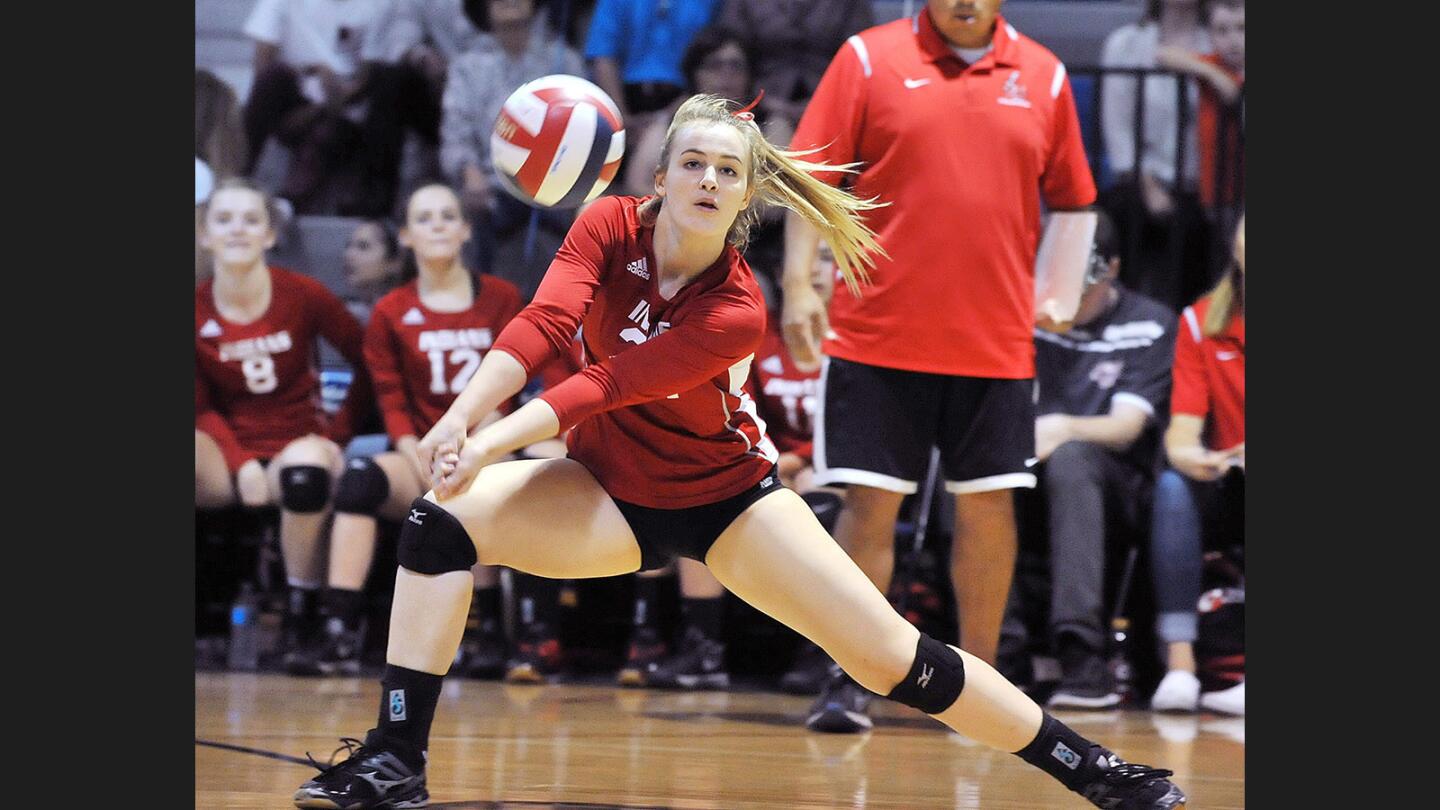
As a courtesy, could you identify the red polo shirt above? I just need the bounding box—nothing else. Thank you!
[1172,297,1245,451]
[793,10,1096,377]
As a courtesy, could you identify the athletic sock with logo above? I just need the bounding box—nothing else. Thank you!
[367,664,443,770]
[681,596,723,642]
[632,573,667,632]
[1014,712,1103,791]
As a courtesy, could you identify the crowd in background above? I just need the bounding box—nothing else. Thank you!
[196,0,1244,717]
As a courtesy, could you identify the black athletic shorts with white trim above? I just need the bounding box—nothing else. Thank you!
[612,466,786,572]
[814,357,1037,495]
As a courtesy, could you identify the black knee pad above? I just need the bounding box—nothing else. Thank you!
[333,457,390,515]
[886,634,966,715]
[279,465,331,513]
[396,498,477,575]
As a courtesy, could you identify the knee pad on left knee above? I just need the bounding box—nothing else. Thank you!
[279,465,331,513]
[333,457,390,515]
[396,498,477,575]
[887,634,966,715]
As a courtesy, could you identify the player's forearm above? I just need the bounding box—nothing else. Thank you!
[446,349,529,430]
[1062,413,1146,453]
[783,211,822,294]
[474,398,562,458]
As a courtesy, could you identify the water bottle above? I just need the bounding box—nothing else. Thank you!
[1108,616,1134,705]
[227,582,261,671]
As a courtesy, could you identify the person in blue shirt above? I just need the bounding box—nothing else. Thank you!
[584,0,721,122]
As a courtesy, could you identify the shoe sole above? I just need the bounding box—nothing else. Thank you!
[293,787,429,808]
[805,706,873,733]
[1047,692,1122,710]
[674,672,729,689]
[504,665,549,684]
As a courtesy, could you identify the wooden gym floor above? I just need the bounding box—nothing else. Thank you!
[196,672,1243,808]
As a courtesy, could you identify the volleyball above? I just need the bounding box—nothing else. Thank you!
[491,74,626,209]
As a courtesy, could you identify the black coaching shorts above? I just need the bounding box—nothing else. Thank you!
[814,357,1037,495]
[612,467,786,572]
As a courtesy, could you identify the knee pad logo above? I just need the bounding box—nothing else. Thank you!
[408,508,426,525]
[917,663,934,689]
[389,689,407,722]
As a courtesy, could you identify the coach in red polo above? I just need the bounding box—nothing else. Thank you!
[782,0,1097,733]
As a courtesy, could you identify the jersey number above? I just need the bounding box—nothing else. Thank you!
[428,349,482,395]
[242,356,277,394]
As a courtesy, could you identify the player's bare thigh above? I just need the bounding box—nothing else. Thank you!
[195,429,237,508]
[429,457,642,579]
[265,434,345,501]
[704,488,918,692]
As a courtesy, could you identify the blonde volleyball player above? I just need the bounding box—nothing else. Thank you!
[293,95,1186,810]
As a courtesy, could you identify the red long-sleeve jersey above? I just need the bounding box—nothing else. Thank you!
[748,312,820,461]
[196,267,371,471]
[492,195,778,508]
[365,276,523,444]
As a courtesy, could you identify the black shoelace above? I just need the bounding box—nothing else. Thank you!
[306,737,372,775]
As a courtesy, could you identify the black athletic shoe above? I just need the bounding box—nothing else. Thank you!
[293,737,428,808]
[805,665,874,733]
[1048,645,1121,710]
[616,625,669,687]
[455,628,506,680]
[645,627,730,690]
[287,618,365,677]
[504,622,562,684]
[779,640,834,695]
[1077,750,1187,809]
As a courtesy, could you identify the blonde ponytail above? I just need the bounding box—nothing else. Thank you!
[643,94,888,295]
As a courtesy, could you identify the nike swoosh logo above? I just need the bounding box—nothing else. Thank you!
[1216,351,1240,361]
[1024,457,1039,468]
[903,77,930,89]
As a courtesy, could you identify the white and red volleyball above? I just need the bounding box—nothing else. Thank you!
[491,74,625,209]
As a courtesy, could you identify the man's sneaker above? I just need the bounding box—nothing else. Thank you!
[616,625,669,687]
[286,618,366,677]
[1199,680,1244,716]
[454,628,506,680]
[1150,670,1201,712]
[293,736,428,808]
[805,665,873,733]
[779,640,834,695]
[646,627,730,689]
[504,622,562,684]
[1048,642,1121,710]
[1076,749,1187,809]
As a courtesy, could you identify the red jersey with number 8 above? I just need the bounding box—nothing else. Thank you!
[492,196,778,508]
[195,267,369,471]
[365,276,524,444]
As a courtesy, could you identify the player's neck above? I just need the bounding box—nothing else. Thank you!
[417,260,474,311]
[495,20,529,58]
[652,214,726,299]
[1157,7,1200,42]
[213,260,272,320]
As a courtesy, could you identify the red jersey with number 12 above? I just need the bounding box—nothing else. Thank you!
[365,276,523,443]
[492,196,778,508]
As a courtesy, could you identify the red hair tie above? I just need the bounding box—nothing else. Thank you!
[733,89,765,121]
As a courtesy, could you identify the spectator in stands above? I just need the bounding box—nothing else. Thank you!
[340,218,406,324]
[783,0,1098,733]
[1099,0,1213,310]
[197,68,249,182]
[195,177,373,664]
[1148,214,1244,716]
[281,184,556,680]
[440,0,584,274]
[713,0,872,135]
[241,0,388,213]
[344,0,500,217]
[583,0,721,123]
[1012,210,1177,710]
[1156,0,1244,238]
